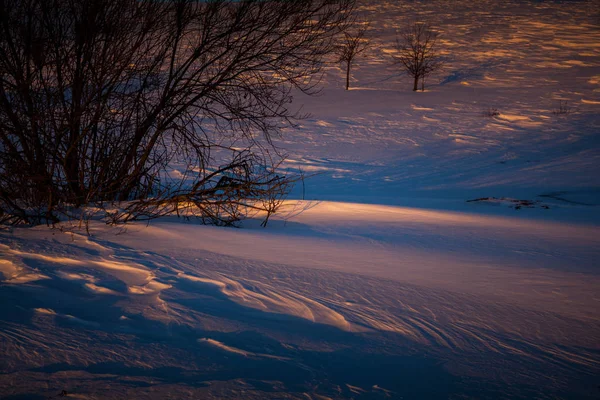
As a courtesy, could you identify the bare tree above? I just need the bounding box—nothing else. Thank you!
[0,0,355,226]
[337,19,369,90]
[394,22,442,91]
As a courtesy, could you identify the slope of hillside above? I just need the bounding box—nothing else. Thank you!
[1,1,599,399]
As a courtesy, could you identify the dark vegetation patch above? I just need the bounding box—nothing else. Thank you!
[467,197,550,210]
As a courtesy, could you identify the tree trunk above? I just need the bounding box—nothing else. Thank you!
[413,75,419,91]
[345,61,351,90]
[64,148,83,206]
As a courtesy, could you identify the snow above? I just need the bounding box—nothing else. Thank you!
[1,0,600,398]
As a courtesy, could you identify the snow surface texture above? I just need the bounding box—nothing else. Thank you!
[1,0,600,399]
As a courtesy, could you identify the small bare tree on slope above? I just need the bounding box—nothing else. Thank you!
[394,22,442,91]
[337,19,369,90]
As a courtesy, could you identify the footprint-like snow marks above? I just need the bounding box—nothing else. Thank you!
[180,272,354,331]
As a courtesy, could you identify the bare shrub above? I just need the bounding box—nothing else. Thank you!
[484,107,500,117]
[552,100,572,115]
[0,0,355,226]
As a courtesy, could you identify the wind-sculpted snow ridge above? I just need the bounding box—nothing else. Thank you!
[179,271,354,332]
[0,240,170,298]
[182,252,599,370]
[0,257,49,284]
[198,338,291,360]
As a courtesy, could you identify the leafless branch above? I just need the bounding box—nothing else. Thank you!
[0,0,356,227]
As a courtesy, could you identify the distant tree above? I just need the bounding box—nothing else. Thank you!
[394,22,442,91]
[337,19,369,90]
[0,0,355,226]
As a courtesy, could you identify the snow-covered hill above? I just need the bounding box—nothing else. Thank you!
[1,0,599,398]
